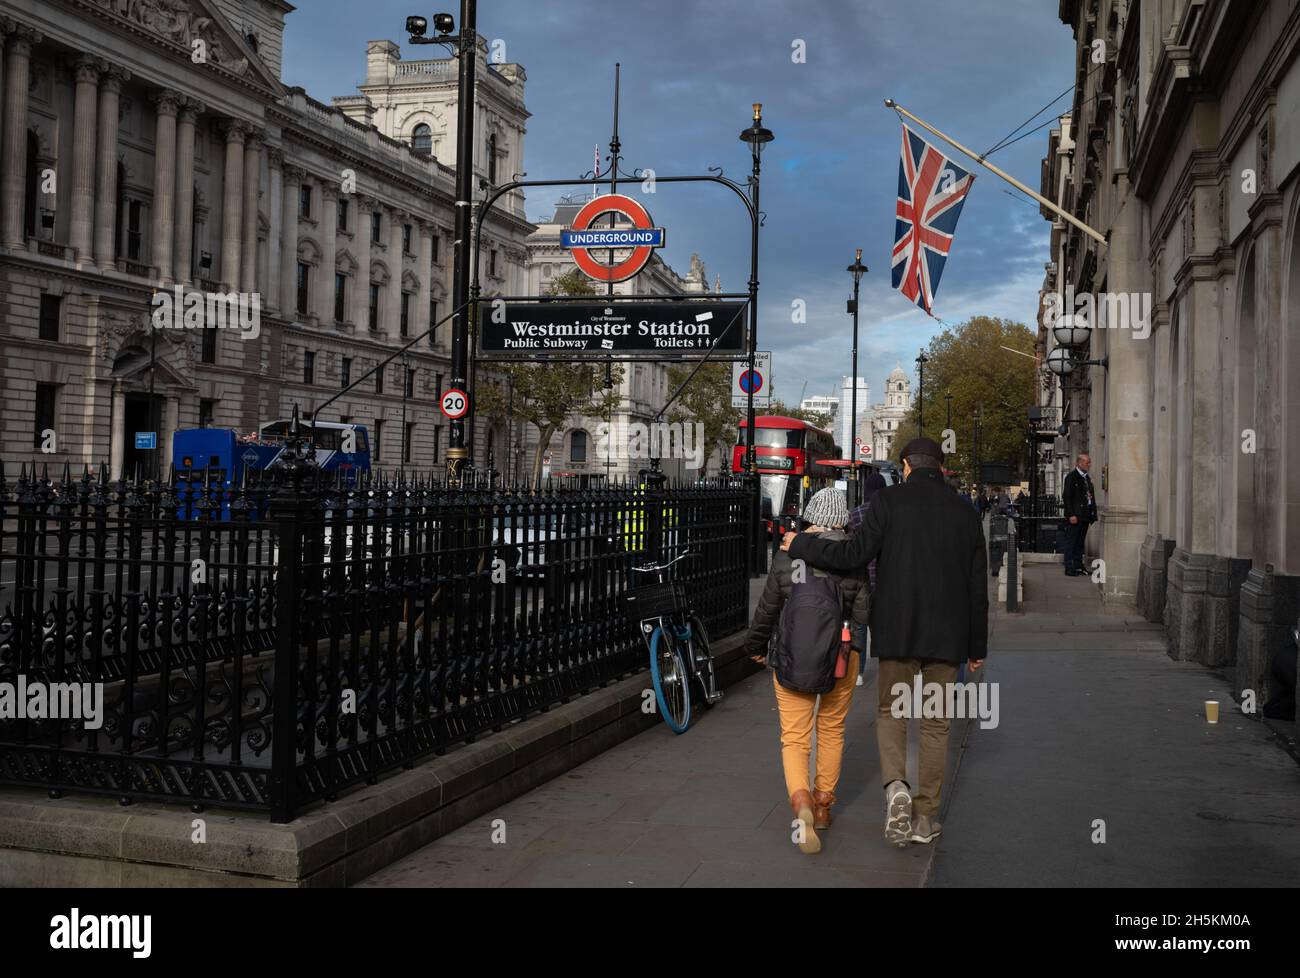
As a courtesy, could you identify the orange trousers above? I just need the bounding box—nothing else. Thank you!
[772,652,860,799]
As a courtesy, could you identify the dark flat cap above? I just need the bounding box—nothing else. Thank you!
[900,436,945,460]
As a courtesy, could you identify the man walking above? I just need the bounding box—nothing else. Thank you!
[1062,453,1097,577]
[781,437,988,846]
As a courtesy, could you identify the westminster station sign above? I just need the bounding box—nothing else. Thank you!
[477,301,749,360]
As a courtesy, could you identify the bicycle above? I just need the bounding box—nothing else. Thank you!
[623,550,722,733]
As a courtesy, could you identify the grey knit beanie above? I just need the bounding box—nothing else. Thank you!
[802,487,848,529]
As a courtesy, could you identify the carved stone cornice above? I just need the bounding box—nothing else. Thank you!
[86,0,249,78]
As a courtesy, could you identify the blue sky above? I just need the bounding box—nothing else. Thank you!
[283,0,1075,409]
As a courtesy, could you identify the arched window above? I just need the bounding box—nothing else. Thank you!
[411,123,432,156]
[571,430,588,463]
[486,132,497,184]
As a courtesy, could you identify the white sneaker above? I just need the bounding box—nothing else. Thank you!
[910,815,942,844]
[884,780,912,848]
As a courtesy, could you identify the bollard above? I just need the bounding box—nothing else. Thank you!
[1006,517,1018,612]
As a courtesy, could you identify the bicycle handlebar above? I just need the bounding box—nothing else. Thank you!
[630,551,697,575]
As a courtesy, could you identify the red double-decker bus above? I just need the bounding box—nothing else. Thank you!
[732,416,841,535]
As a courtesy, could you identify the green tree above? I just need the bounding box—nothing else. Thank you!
[665,361,740,476]
[476,269,623,486]
[889,316,1037,482]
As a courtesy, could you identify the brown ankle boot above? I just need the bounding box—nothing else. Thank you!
[812,790,835,830]
[789,789,821,854]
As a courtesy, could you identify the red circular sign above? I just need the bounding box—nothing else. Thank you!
[567,194,661,283]
[440,389,469,419]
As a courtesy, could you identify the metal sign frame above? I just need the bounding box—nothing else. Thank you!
[470,164,758,367]
[476,295,751,363]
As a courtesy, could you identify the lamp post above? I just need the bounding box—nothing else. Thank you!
[846,248,868,503]
[739,102,773,576]
[945,391,952,433]
[407,4,476,486]
[915,349,928,438]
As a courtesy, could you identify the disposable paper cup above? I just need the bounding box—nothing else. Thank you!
[1205,700,1220,724]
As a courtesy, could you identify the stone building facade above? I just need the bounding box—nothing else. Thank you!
[0,0,533,479]
[869,363,911,463]
[1039,0,1300,713]
[522,196,724,482]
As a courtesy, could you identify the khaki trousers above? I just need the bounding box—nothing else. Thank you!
[876,657,959,818]
[772,652,859,798]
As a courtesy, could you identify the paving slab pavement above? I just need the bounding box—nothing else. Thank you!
[929,560,1300,887]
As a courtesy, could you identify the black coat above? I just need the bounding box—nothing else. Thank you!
[744,529,870,658]
[789,467,988,664]
[1063,469,1097,523]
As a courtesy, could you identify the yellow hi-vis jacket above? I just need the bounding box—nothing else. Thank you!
[619,484,678,552]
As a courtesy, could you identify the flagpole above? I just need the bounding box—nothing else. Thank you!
[885,99,1107,247]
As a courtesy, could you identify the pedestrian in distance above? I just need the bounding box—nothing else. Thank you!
[1062,452,1097,577]
[745,487,870,855]
[848,470,888,685]
[781,437,988,847]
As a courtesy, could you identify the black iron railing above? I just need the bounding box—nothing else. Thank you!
[0,458,749,821]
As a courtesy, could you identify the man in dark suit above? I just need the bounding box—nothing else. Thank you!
[1062,452,1097,577]
[780,437,987,847]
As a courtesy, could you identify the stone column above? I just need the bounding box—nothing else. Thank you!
[385,208,405,337]
[149,89,180,284]
[417,218,433,342]
[2,25,41,250]
[279,164,302,315]
[316,183,339,322]
[92,64,128,270]
[110,380,125,481]
[219,120,248,288]
[1097,170,1151,601]
[349,193,373,328]
[266,148,283,312]
[172,98,202,286]
[68,55,100,263]
[162,393,180,472]
[240,129,262,293]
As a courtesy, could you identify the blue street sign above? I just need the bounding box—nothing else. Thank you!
[134,432,157,450]
[561,227,665,249]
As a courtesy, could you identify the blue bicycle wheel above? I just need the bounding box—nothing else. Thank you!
[649,626,692,733]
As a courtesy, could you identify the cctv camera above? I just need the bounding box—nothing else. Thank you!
[405,16,428,37]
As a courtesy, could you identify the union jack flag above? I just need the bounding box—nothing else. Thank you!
[892,125,974,315]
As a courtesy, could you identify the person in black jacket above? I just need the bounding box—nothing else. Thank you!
[746,488,869,855]
[1061,453,1097,576]
[781,437,987,847]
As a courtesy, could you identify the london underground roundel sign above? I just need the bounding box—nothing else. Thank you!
[560,193,665,283]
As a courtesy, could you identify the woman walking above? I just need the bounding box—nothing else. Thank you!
[745,488,869,854]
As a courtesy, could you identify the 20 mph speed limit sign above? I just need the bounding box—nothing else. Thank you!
[440,389,469,419]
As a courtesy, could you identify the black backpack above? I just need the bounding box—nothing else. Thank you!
[771,571,843,694]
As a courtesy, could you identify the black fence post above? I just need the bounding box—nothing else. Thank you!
[266,415,319,823]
